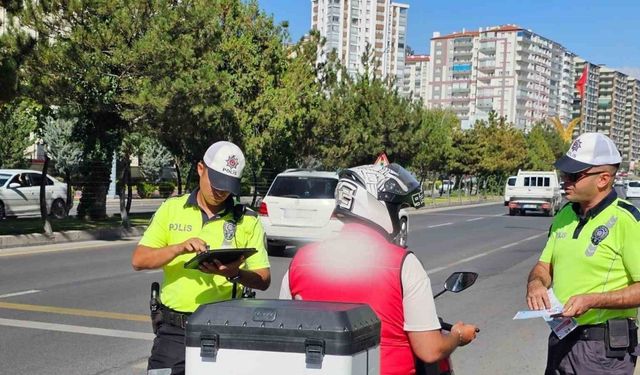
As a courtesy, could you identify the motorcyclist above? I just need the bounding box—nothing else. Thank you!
[280,163,478,375]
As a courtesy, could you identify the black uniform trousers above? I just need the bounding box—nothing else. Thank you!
[148,320,186,375]
[545,326,638,375]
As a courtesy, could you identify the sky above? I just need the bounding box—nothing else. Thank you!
[257,0,640,79]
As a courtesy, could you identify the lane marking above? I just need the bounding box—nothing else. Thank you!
[0,290,41,299]
[0,302,149,322]
[425,213,504,217]
[428,222,453,228]
[466,217,484,222]
[426,233,546,274]
[0,240,137,258]
[0,318,153,341]
[145,270,162,274]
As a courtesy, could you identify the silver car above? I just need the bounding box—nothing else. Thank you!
[0,169,69,219]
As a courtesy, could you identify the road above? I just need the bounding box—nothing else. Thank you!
[0,200,637,374]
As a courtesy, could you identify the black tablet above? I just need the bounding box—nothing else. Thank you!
[183,248,257,269]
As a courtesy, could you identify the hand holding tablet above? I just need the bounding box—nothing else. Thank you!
[183,247,257,269]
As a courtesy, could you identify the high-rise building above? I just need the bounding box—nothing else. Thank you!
[403,55,430,102]
[597,67,628,150]
[572,58,600,135]
[625,77,640,166]
[427,25,575,130]
[311,0,409,82]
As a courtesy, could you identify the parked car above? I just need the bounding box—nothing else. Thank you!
[258,169,410,254]
[507,170,562,217]
[625,181,640,199]
[0,169,69,219]
[503,176,517,206]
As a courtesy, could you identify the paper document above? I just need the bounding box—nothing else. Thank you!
[513,288,563,320]
[513,288,577,339]
[513,308,561,320]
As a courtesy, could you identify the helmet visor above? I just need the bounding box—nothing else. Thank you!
[381,163,420,194]
[380,164,424,208]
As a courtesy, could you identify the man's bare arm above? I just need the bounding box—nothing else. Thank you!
[526,261,553,310]
[561,282,640,317]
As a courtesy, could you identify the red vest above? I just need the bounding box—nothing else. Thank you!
[288,223,414,375]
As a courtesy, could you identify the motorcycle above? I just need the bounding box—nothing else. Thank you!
[416,271,479,375]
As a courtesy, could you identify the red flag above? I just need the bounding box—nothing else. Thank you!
[576,65,588,99]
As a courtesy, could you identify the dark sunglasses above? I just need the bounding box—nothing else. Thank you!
[560,170,607,183]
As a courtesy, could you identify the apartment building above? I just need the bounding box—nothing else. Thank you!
[625,77,640,166]
[403,55,430,102]
[427,25,575,130]
[572,58,600,135]
[311,0,409,83]
[597,67,628,150]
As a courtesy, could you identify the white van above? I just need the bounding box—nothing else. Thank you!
[503,176,517,206]
[507,170,562,216]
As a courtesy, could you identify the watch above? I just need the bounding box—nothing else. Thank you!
[226,272,241,282]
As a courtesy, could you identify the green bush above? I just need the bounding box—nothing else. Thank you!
[136,182,156,198]
[158,181,176,198]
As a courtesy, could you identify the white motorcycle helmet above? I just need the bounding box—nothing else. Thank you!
[335,163,425,244]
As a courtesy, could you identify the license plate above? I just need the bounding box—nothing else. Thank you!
[523,204,537,209]
[284,209,314,219]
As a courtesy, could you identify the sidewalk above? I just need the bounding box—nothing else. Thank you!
[0,198,502,250]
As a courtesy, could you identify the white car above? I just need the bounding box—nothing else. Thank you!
[258,169,410,254]
[0,169,70,219]
[625,181,640,199]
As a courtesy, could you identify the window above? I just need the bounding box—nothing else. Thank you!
[0,173,10,187]
[28,173,53,186]
[507,177,516,186]
[268,177,338,199]
[525,177,549,187]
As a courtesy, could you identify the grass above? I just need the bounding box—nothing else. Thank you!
[0,213,153,236]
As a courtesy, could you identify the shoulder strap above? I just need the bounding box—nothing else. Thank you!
[618,200,640,222]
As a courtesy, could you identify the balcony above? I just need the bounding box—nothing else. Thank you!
[479,43,496,53]
[477,100,493,109]
[452,87,471,94]
[477,62,496,71]
[453,39,473,47]
[453,48,473,57]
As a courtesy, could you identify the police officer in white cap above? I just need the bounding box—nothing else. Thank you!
[132,141,271,375]
[526,133,640,374]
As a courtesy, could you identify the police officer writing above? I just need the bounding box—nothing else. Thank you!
[280,164,478,375]
[526,133,640,374]
[132,141,271,375]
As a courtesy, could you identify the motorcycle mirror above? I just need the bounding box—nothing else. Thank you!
[444,272,478,293]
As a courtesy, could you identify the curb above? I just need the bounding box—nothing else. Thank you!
[0,226,148,250]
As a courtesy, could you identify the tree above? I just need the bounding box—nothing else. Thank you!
[0,5,35,105]
[410,108,457,182]
[0,98,40,168]
[6,1,160,219]
[42,115,83,213]
[524,123,555,170]
[538,121,568,160]
[315,44,416,168]
[140,138,173,184]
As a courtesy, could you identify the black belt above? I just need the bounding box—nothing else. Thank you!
[161,305,191,329]
[573,321,638,342]
[573,324,606,341]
